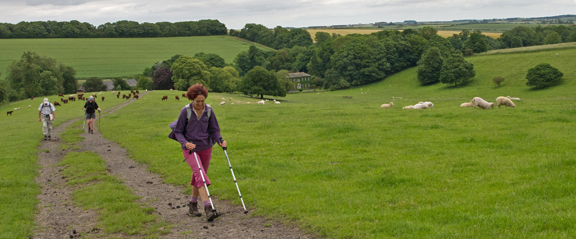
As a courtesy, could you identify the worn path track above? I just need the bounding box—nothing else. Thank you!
[34,92,316,239]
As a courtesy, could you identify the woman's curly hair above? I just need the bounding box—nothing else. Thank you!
[186,84,208,100]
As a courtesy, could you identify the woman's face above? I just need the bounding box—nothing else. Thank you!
[193,95,205,110]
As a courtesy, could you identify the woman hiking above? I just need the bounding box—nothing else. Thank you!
[173,84,226,221]
[83,96,100,134]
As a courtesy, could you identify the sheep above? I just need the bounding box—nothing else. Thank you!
[506,96,521,101]
[472,97,494,109]
[460,102,474,107]
[102,96,105,102]
[496,96,516,108]
[402,105,414,109]
[258,100,265,104]
[30,96,34,100]
[133,95,139,100]
[7,111,13,116]
[175,95,180,100]
[219,101,225,105]
[58,93,63,97]
[136,90,139,94]
[162,95,168,101]
[380,102,394,108]
[418,101,434,108]
[182,93,186,98]
[14,107,21,110]
[28,105,31,108]
[412,103,428,109]
[53,101,61,106]
[274,100,280,104]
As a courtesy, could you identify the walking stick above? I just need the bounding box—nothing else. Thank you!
[189,148,218,215]
[218,139,248,213]
[82,110,86,131]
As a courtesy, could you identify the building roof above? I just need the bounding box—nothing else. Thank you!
[126,79,137,87]
[288,72,311,78]
[103,81,115,91]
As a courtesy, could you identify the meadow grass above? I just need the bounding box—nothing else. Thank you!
[0,94,128,239]
[97,47,576,238]
[0,36,270,79]
[58,152,167,237]
[59,120,84,150]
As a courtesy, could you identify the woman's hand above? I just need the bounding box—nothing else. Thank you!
[219,140,227,148]
[185,142,196,150]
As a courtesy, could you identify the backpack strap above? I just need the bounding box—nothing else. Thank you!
[184,104,191,122]
[206,105,212,119]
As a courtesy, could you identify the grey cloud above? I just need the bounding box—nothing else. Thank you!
[25,0,92,6]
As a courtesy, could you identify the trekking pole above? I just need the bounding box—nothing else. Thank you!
[82,110,86,131]
[98,110,101,124]
[189,148,217,215]
[219,139,248,214]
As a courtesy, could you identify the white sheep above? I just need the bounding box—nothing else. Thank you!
[412,103,428,109]
[460,102,474,107]
[28,105,31,108]
[275,101,281,104]
[472,97,494,109]
[506,96,521,100]
[496,97,516,108]
[380,102,394,108]
[247,102,251,104]
[402,105,414,109]
[258,100,265,105]
[418,101,434,108]
[219,101,225,105]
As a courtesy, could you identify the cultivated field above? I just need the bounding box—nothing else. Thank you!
[306,29,501,40]
[2,47,576,238]
[0,36,270,79]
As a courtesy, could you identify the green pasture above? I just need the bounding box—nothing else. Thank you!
[1,46,576,238]
[97,49,575,238]
[0,36,270,79]
[0,94,130,238]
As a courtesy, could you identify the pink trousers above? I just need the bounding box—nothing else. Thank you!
[183,147,213,188]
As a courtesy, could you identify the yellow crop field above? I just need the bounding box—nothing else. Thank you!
[306,29,502,41]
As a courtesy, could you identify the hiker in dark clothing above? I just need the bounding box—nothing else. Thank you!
[83,96,100,134]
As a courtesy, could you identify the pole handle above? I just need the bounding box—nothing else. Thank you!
[218,138,227,150]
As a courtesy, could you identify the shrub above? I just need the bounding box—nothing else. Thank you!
[526,63,563,88]
[492,76,505,87]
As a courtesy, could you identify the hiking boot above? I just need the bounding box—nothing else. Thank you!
[48,135,51,140]
[44,135,47,140]
[186,202,202,217]
[204,206,219,222]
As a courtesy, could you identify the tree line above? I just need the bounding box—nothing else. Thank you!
[0,20,227,38]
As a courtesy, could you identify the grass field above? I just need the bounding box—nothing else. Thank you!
[0,36,270,79]
[2,46,576,238]
[97,48,575,238]
[0,95,127,238]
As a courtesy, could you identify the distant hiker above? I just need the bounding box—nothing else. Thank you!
[38,98,55,140]
[173,84,226,221]
[83,96,100,134]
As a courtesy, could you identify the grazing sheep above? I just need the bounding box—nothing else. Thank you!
[63,99,68,104]
[258,100,265,104]
[136,90,139,94]
[133,95,139,100]
[402,105,414,109]
[274,100,280,104]
[496,97,516,108]
[460,102,474,107]
[182,93,186,98]
[418,102,434,108]
[219,101,225,105]
[7,111,13,116]
[412,103,428,109]
[58,93,63,97]
[14,107,20,110]
[54,101,61,106]
[162,95,168,101]
[101,96,105,102]
[472,97,494,109]
[175,96,180,100]
[31,96,34,100]
[380,102,394,108]
[28,105,31,108]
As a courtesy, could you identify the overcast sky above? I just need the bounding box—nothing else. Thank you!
[0,0,574,29]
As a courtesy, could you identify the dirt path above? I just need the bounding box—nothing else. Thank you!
[34,92,316,239]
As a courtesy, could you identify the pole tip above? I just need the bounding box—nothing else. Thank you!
[244,210,249,214]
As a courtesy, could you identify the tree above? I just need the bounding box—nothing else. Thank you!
[417,47,444,85]
[60,65,77,94]
[233,45,268,76]
[544,32,563,45]
[526,63,563,88]
[209,67,236,93]
[171,56,211,91]
[463,32,488,53]
[239,66,285,98]
[492,76,505,87]
[137,76,153,90]
[331,38,389,86]
[0,74,6,103]
[439,53,475,87]
[83,77,107,91]
[113,77,132,90]
[322,69,342,90]
[510,36,523,48]
[276,70,294,91]
[418,26,438,40]
[153,68,174,90]
[194,52,226,68]
[315,32,331,44]
[6,51,75,99]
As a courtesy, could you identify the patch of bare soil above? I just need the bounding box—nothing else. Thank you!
[35,91,317,239]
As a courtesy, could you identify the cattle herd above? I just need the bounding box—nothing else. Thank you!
[6,90,141,116]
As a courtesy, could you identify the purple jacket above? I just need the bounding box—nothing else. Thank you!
[174,103,222,151]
